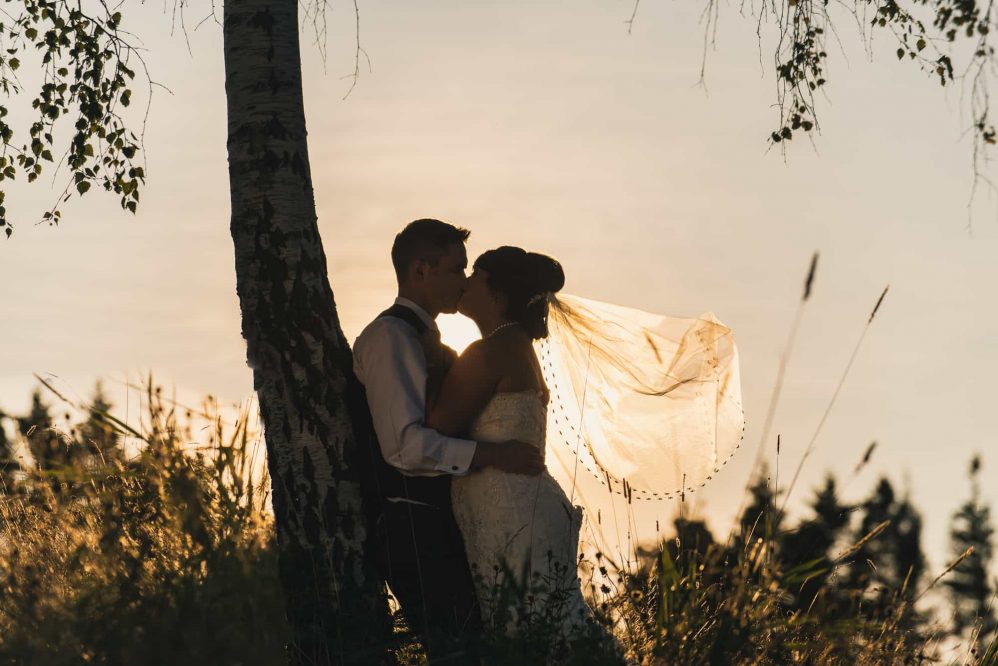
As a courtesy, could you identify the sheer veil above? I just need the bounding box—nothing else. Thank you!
[537,294,744,555]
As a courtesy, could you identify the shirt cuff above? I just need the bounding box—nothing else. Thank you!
[435,437,477,475]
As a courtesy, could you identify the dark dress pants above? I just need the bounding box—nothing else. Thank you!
[375,500,482,664]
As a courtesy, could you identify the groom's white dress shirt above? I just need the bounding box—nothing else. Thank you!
[353,297,477,478]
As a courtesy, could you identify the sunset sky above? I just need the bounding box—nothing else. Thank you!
[1,0,996,571]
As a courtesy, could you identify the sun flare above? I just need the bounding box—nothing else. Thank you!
[437,314,481,353]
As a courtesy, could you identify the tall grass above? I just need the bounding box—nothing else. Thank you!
[0,380,994,665]
[0,383,288,666]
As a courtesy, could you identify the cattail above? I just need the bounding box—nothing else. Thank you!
[803,251,819,301]
[854,441,877,474]
[869,284,889,323]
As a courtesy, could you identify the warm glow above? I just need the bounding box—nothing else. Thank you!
[438,314,481,354]
[0,0,994,575]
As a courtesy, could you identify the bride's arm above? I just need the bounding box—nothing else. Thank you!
[426,341,498,437]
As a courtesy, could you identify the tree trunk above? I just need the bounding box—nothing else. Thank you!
[222,0,390,662]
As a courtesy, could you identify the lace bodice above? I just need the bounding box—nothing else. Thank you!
[452,389,590,636]
[458,391,551,512]
[468,390,547,449]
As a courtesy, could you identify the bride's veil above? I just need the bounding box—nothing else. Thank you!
[537,294,745,559]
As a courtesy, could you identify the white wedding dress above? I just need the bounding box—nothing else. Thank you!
[452,389,591,634]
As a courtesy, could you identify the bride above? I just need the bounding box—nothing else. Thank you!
[426,247,591,641]
[426,246,743,646]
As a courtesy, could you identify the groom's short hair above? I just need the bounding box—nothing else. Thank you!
[392,219,470,282]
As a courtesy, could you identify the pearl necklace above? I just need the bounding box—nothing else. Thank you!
[485,321,520,339]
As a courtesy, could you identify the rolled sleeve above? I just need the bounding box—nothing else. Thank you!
[354,317,477,477]
[399,422,476,474]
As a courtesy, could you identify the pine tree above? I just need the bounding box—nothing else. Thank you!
[739,465,783,547]
[17,390,57,469]
[780,475,852,611]
[0,408,17,489]
[945,455,996,642]
[16,388,82,485]
[846,477,926,628]
[668,517,716,574]
[76,381,122,466]
[781,475,852,563]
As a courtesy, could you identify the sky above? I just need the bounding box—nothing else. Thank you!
[0,0,996,574]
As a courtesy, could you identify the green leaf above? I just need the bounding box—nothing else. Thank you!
[896,47,905,59]
[76,180,90,195]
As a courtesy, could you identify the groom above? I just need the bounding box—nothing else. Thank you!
[353,218,544,663]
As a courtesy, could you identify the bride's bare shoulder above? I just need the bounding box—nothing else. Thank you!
[455,338,506,373]
[480,329,542,390]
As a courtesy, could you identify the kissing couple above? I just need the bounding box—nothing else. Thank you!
[353,218,745,664]
[354,218,601,663]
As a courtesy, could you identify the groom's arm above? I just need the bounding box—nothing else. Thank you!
[354,319,478,476]
[425,341,497,438]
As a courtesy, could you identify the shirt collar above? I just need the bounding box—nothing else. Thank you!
[394,297,438,332]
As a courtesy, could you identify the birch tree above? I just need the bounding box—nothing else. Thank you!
[222,0,389,660]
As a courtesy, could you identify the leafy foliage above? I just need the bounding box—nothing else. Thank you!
[693,0,997,192]
[0,0,145,237]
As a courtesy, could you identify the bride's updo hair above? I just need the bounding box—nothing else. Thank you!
[473,246,565,339]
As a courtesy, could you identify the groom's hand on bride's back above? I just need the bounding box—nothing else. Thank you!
[471,440,544,475]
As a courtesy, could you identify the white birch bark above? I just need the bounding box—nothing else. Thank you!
[223,0,390,661]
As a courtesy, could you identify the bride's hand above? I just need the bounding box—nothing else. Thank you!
[471,440,544,475]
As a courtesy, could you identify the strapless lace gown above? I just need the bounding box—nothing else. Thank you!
[452,390,590,633]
